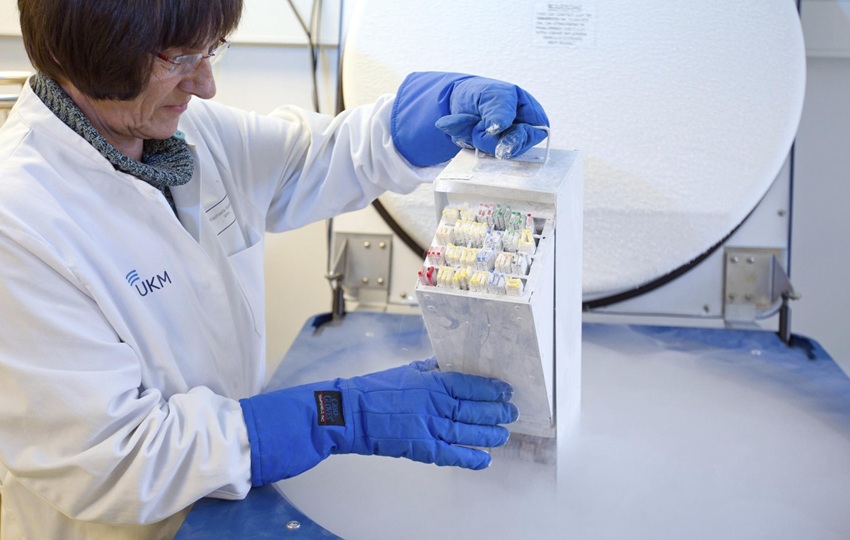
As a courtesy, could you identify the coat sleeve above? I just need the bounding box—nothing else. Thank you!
[184,95,444,233]
[0,226,252,526]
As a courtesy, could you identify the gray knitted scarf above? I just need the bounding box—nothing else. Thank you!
[30,73,194,211]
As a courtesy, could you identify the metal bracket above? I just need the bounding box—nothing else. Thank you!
[332,233,393,307]
[723,247,799,344]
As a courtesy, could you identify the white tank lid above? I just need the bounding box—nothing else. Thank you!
[342,1,805,299]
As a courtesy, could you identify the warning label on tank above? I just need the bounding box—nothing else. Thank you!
[534,2,596,48]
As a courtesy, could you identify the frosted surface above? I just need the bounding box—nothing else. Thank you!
[270,313,850,539]
[342,1,805,297]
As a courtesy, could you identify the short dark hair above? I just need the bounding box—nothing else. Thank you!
[18,0,243,100]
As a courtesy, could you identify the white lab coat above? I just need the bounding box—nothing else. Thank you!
[0,81,438,539]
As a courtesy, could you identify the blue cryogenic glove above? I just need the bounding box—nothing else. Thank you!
[391,72,550,166]
[240,359,518,486]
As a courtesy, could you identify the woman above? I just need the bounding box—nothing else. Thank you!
[0,0,549,538]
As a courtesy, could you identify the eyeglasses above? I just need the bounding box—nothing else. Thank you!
[155,38,231,76]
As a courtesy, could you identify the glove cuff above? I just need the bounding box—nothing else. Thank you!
[239,398,265,487]
[391,71,473,166]
[239,379,351,487]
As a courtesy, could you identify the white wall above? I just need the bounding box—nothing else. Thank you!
[1,2,849,377]
[790,59,850,374]
[791,1,850,374]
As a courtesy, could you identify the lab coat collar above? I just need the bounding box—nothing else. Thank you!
[11,79,117,172]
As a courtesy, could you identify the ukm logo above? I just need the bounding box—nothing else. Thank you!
[126,269,172,297]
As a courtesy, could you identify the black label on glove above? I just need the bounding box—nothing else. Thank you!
[314,391,345,426]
